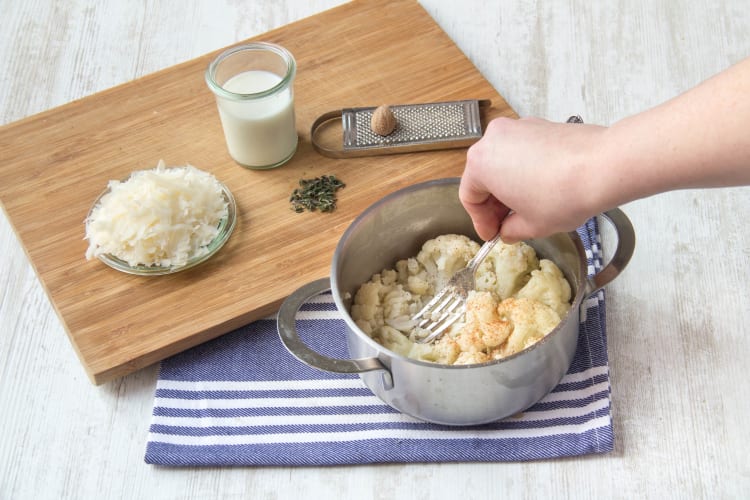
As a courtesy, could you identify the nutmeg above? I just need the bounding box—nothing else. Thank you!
[370,105,397,136]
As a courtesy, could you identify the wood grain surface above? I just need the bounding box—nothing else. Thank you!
[0,0,512,384]
[1,1,749,499]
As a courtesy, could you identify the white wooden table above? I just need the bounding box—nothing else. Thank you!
[1,1,749,498]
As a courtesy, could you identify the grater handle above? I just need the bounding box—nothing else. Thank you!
[310,110,349,158]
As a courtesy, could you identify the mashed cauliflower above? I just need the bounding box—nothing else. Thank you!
[350,234,572,365]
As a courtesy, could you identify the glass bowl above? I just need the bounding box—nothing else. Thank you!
[87,180,237,276]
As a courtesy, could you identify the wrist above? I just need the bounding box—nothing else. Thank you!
[586,117,660,214]
[575,124,625,217]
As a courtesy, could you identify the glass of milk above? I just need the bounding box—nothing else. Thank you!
[205,42,298,169]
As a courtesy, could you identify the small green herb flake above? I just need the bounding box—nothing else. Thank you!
[290,175,346,213]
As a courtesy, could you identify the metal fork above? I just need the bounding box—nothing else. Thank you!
[412,232,503,344]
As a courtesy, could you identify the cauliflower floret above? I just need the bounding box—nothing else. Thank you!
[382,286,413,319]
[455,291,512,354]
[478,242,539,299]
[406,257,421,275]
[407,336,461,364]
[353,280,381,307]
[496,297,561,357]
[380,268,399,286]
[464,290,498,324]
[385,315,417,332]
[407,342,437,362]
[394,259,408,281]
[354,319,373,335]
[416,234,479,291]
[373,326,413,357]
[454,351,491,365]
[350,303,377,323]
[407,275,430,295]
[465,291,512,349]
[454,323,485,355]
[516,259,572,317]
[432,337,461,364]
[350,281,383,326]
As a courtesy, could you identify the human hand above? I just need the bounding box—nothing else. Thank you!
[459,117,608,243]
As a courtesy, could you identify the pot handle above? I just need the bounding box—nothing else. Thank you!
[277,278,388,374]
[586,208,636,294]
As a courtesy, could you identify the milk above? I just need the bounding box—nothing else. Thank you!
[216,70,297,168]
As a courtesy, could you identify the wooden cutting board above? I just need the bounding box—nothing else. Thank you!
[0,0,516,384]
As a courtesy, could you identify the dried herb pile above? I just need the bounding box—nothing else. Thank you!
[289,175,346,213]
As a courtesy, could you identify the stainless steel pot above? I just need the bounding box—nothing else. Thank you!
[277,178,635,426]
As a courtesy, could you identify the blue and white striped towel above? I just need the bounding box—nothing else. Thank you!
[145,218,612,466]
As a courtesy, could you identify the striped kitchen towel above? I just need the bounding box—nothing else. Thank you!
[145,218,612,466]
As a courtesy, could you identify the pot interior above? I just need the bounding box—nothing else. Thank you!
[331,178,587,331]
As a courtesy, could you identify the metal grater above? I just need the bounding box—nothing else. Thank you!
[311,99,491,158]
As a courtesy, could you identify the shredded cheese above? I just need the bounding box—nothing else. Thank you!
[85,161,229,268]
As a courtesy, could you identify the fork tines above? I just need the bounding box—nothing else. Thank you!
[412,287,467,344]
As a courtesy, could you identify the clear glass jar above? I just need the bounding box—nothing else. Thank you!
[205,42,298,169]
